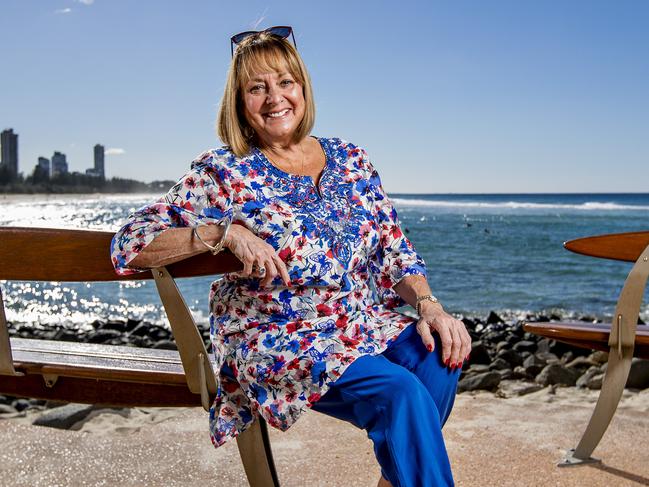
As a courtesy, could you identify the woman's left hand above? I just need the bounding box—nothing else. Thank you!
[415,306,471,369]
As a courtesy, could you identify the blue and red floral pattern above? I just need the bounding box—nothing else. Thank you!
[110,137,427,448]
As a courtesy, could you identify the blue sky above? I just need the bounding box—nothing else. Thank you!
[1,0,648,193]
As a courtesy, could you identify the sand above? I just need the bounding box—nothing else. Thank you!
[1,385,649,486]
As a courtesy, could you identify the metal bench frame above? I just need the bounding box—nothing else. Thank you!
[559,239,649,466]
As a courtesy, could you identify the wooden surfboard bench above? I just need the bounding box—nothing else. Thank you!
[0,227,281,487]
[523,231,649,467]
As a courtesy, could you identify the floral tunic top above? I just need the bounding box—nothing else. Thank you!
[110,137,427,448]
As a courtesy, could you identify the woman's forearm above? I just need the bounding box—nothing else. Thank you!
[393,274,444,316]
[129,225,226,269]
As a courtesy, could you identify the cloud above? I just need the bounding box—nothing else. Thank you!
[55,8,72,14]
[76,0,95,4]
[105,148,125,155]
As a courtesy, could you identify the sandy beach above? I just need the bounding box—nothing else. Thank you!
[2,385,649,487]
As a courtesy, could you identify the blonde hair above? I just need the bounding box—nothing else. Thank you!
[217,33,316,157]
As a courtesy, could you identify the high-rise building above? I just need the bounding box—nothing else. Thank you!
[94,144,105,178]
[38,157,50,177]
[51,151,68,177]
[1,129,18,175]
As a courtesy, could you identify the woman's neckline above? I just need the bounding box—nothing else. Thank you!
[254,136,332,181]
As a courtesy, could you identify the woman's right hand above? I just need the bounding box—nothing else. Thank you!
[224,224,291,287]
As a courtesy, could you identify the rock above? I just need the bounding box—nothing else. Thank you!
[489,358,511,371]
[0,404,18,415]
[512,340,536,353]
[11,398,31,412]
[458,371,501,392]
[565,356,598,370]
[497,380,543,397]
[523,354,546,368]
[535,352,559,364]
[152,339,177,350]
[130,323,153,337]
[536,363,581,387]
[536,338,552,353]
[486,311,504,325]
[498,369,519,380]
[495,349,523,367]
[626,359,649,389]
[0,395,9,405]
[468,341,491,365]
[513,366,534,380]
[589,351,609,364]
[576,367,604,390]
[495,341,509,353]
[32,404,95,430]
[87,329,122,344]
[466,364,490,374]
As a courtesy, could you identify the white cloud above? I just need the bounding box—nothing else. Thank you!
[105,148,125,156]
[55,8,72,14]
[76,0,95,5]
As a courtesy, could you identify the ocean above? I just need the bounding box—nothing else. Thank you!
[1,192,648,329]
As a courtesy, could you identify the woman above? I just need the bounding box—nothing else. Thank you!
[111,27,471,487]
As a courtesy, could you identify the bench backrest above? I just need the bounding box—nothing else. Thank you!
[0,226,241,281]
[0,226,242,410]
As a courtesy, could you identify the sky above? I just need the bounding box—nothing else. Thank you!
[1,0,648,193]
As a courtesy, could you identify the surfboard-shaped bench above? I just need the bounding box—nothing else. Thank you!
[0,227,280,487]
[523,230,649,467]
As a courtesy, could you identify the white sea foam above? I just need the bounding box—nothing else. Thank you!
[391,198,649,211]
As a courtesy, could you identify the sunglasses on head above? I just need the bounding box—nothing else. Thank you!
[230,26,297,57]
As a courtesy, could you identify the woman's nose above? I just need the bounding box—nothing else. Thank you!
[266,87,283,105]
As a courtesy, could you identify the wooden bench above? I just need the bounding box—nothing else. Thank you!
[0,227,281,487]
[523,231,649,466]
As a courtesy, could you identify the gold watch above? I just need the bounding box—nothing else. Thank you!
[415,294,439,315]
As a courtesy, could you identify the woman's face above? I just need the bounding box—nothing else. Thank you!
[241,67,305,146]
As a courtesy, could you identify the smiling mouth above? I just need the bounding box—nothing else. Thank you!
[265,108,290,119]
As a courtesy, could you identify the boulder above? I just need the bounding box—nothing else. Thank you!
[536,363,581,387]
[458,371,501,392]
[512,340,537,353]
[626,359,649,389]
[32,403,95,430]
[468,341,491,365]
[486,311,504,324]
[495,349,523,367]
[489,358,511,371]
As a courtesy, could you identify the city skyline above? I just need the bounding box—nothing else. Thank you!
[0,127,105,180]
[1,1,648,193]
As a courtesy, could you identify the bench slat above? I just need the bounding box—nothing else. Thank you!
[0,227,242,281]
[523,322,649,358]
[8,338,205,385]
[564,231,649,262]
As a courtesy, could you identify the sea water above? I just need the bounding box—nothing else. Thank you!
[1,192,648,328]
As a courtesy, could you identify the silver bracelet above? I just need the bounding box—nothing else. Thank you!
[193,219,231,255]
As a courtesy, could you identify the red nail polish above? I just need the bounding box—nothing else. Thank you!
[444,358,450,366]
[426,344,433,352]
[450,362,455,369]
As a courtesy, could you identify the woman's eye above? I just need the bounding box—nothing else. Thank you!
[280,79,294,87]
[250,84,265,94]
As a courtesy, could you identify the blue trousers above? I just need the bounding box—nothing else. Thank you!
[312,323,460,487]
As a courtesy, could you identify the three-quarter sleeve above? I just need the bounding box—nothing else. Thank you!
[110,150,234,275]
[361,148,427,308]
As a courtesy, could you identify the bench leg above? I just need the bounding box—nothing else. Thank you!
[560,345,633,466]
[236,417,281,487]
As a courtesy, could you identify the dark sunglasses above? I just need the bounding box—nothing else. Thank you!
[230,26,297,57]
